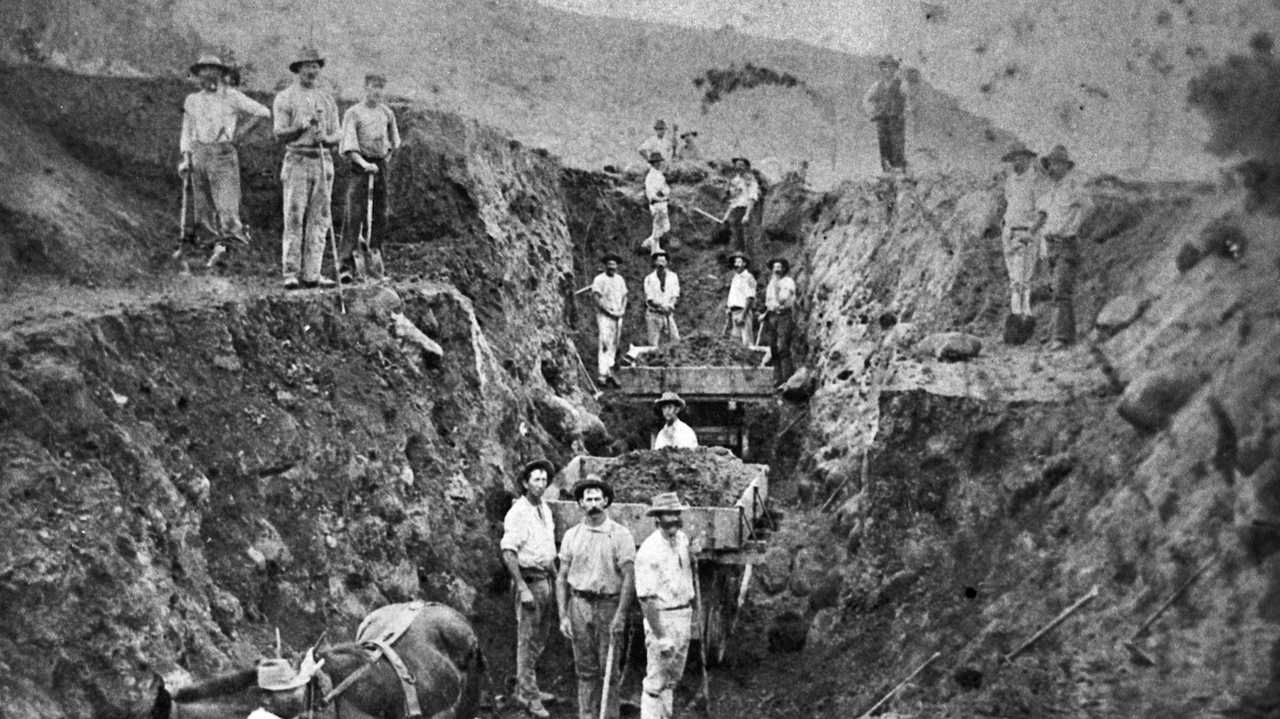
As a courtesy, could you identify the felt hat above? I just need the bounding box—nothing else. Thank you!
[1000,141,1036,162]
[878,55,900,69]
[730,157,751,169]
[650,250,669,263]
[288,46,326,73]
[768,257,791,274]
[600,253,624,265]
[645,491,689,516]
[364,73,387,86]
[571,474,614,505]
[728,251,750,265]
[654,118,668,130]
[519,458,555,485]
[653,391,685,411]
[189,54,230,76]
[1040,144,1075,171]
[648,151,665,163]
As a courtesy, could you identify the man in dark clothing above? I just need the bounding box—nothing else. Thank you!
[862,56,908,172]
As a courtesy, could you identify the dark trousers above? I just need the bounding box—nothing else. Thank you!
[1044,234,1080,344]
[726,205,749,252]
[763,309,796,385]
[340,157,389,271]
[875,116,906,171]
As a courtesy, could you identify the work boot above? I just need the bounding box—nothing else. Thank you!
[514,696,550,719]
[367,249,385,281]
[1002,314,1020,345]
[1017,315,1037,345]
[283,276,301,290]
[314,277,337,289]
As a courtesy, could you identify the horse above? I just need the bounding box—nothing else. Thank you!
[155,602,485,719]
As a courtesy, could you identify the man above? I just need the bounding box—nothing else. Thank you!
[637,119,672,163]
[339,73,401,283]
[720,158,760,252]
[178,54,270,268]
[591,253,628,387]
[556,475,636,719]
[643,251,680,346]
[1033,145,1089,350]
[862,55,908,173]
[641,151,672,254]
[273,47,341,290]
[999,141,1044,345]
[761,258,798,386]
[678,130,701,162]
[501,458,560,718]
[652,392,697,450]
[724,252,757,346]
[633,492,696,719]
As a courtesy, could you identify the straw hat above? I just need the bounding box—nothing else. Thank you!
[648,151,665,163]
[288,46,326,73]
[653,391,685,411]
[645,491,689,516]
[600,253,624,265]
[189,54,229,76]
[256,659,309,692]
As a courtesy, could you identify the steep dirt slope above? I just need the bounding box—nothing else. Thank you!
[708,173,1280,717]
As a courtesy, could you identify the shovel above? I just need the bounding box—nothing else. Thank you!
[173,162,193,261]
[1123,553,1218,667]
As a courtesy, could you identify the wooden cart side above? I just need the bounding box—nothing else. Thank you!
[614,365,776,399]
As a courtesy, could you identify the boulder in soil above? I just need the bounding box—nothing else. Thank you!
[916,332,983,362]
[779,366,817,401]
[1116,368,1205,433]
[1095,294,1147,333]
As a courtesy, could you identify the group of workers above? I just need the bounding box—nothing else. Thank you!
[177,47,399,286]
[590,249,798,389]
[501,459,699,719]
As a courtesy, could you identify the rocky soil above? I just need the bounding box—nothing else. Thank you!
[601,447,753,507]
[635,332,765,367]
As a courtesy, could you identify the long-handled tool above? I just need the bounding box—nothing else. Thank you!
[1003,584,1099,663]
[1123,553,1218,667]
[359,172,374,278]
[690,206,724,224]
[855,651,940,719]
[173,162,193,261]
[327,222,346,314]
[599,633,617,719]
[719,564,753,664]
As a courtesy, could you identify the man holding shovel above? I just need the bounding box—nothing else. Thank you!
[339,72,400,283]
[720,158,760,253]
[557,475,636,719]
[591,253,628,388]
[177,53,270,268]
[724,252,757,346]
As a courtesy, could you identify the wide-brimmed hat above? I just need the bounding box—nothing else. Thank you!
[650,250,669,263]
[189,54,230,76]
[648,151,665,163]
[364,73,387,86]
[572,474,614,505]
[1040,144,1075,170]
[654,119,668,130]
[878,55,900,69]
[731,157,752,169]
[729,250,750,263]
[645,491,689,516]
[1000,141,1036,162]
[288,47,326,73]
[520,458,555,485]
[600,253,624,265]
[768,257,791,274]
[653,391,685,411]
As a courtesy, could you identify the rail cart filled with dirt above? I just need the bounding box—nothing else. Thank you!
[549,448,771,663]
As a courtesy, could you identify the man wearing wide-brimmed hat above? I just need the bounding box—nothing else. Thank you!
[249,652,325,719]
[272,46,341,290]
[178,53,271,268]
[862,55,908,173]
[591,253,628,387]
[633,492,696,719]
[651,392,697,449]
[556,475,636,719]
[637,118,672,163]
[501,458,560,718]
[1033,144,1090,349]
[641,151,671,254]
[339,72,401,283]
[724,251,757,345]
[720,157,760,253]
[761,257,798,386]
[643,251,680,346]
[999,141,1045,345]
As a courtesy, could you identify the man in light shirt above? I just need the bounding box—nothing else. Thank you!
[641,152,671,254]
[720,158,760,252]
[1033,145,1090,350]
[761,258,798,386]
[999,141,1044,345]
[501,458,560,719]
[652,393,698,450]
[724,252,757,345]
[177,54,270,268]
[862,55,909,173]
[556,475,636,719]
[272,47,341,290]
[339,73,401,283]
[637,119,672,163]
[643,251,680,345]
[591,253,628,387]
[633,492,696,719]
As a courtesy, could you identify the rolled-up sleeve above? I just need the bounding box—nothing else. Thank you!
[614,529,637,568]
[272,91,293,136]
[235,90,271,118]
[386,106,401,151]
[500,508,527,554]
[339,107,359,156]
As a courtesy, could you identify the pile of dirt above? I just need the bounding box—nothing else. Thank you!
[603,446,753,506]
[638,332,765,367]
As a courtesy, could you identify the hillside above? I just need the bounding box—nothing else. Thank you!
[3,0,1014,188]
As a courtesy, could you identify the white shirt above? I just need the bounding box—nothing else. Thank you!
[339,102,400,159]
[634,529,695,609]
[500,495,557,571]
[591,272,628,317]
[727,270,757,309]
[638,134,671,161]
[644,270,680,312]
[1003,166,1044,229]
[728,174,760,210]
[180,88,270,152]
[1036,173,1088,237]
[272,82,340,150]
[765,276,797,311]
[645,167,670,206]
[653,418,698,449]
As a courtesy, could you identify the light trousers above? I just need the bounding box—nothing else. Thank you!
[280,151,334,282]
[640,607,692,719]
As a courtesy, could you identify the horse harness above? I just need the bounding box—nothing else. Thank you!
[315,600,432,718]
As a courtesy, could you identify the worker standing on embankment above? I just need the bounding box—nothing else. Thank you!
[999,141,1044,345]
[338,72,400,283]
[641,151,672,254]
[1035,144,1089,350]
[592,253,628,388]
[643,251,680,345]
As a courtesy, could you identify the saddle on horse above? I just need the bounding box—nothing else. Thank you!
[326,600,432,717]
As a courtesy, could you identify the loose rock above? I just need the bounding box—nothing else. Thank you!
[916,332,983,361]
[1095,294,1146,333]
[1116,369,1204,433]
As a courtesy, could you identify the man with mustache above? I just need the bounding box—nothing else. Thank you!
[556,475,636,719]
[633,492,696,719]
